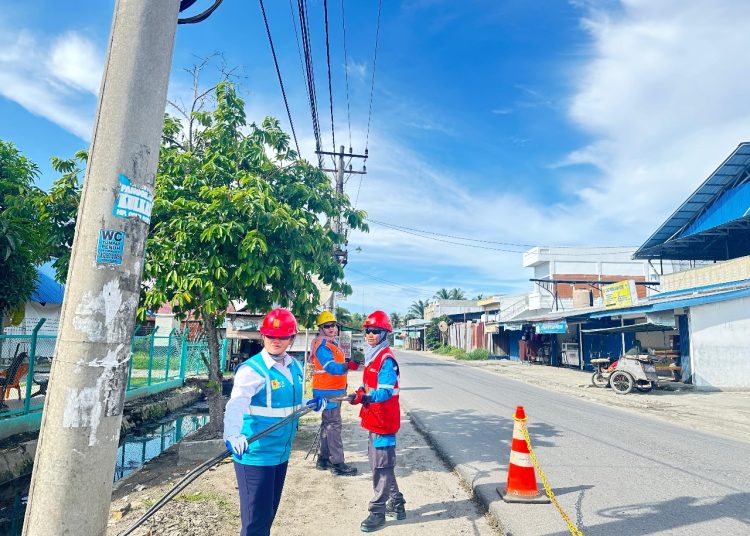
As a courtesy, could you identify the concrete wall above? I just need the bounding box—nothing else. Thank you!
[689,296,750,389]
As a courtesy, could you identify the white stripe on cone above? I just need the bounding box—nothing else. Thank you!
[509,450,534,468]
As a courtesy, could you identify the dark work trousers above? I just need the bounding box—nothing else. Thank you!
[319,405,345,464]
[234,461,288,536]
[367,433,403,514]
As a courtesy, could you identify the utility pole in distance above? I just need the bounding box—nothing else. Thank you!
[23,1,180,534]
[318,145,367,311]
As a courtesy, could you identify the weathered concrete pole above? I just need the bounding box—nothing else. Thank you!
[23,1,180,534]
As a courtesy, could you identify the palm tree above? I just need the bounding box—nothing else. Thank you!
[390,312,402,329]
[448,288,466,300]
[434,288,451,299]
[408,299,428,319]
[335,306,353,326]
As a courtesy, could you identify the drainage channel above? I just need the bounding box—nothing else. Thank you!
[0,404,209,535]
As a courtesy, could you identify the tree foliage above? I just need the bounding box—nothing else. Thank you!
[39,151,87,283]
[0,140,44,323]
[389,312,402,329]
[407,299,428,319]
[141,81,367,431]
[434,288,466,300]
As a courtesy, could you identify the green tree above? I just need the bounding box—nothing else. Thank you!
[141,82,366,432]
[425,315,450,350]
[335,305,353,326]
[351,312,366,327]
[389,312,402,329]
[0,140,45,327]
[449,288,466,300]
[407,299,428,319]
[434,288,450,300]
[39,151,87,283]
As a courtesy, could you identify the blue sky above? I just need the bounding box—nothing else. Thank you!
[2,0,750,315]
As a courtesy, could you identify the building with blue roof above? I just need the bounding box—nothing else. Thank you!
[2,263,64,339]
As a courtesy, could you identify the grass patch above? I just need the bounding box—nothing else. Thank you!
[176,491,235,515]
[458,348,491,361]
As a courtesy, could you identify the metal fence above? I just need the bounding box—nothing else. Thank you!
[0,319,229,424]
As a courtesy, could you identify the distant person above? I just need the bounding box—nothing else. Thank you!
[349,310,406,532]
[310,310,359,475]
[223,308,327,536]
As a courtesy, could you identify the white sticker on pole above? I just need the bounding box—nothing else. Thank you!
[113,174,153,224]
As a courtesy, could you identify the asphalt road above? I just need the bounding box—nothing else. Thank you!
[394,349,750,536]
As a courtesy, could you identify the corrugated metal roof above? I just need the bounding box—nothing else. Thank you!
[31,267,64,305]
[589,285,750,319]
[635,142,750,260]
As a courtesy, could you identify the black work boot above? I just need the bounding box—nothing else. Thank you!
[330,462,358,476]
[385,496,406,520]
[315,457,329,470]
[360,512,386,532]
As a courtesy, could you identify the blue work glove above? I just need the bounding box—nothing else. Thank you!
[305,396,328,412]
[224,434,248,456]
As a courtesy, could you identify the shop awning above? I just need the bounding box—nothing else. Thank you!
[581,323,676,335]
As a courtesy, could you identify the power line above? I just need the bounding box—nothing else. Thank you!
[258,0,301,155]
[365,0,382,152]
[178,0,224,24]
[323,0,336,152]
[346,267,433,295]
[364,218,638,256]
[340,0,352,150]
[367,218,534,247]
[297,0,323,167]
[289,0,307,92]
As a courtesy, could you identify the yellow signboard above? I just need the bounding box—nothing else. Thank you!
[602,280,638,308]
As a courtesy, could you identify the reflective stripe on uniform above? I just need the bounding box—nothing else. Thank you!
[247,404,303,418]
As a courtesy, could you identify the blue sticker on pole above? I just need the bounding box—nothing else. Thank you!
[113,174,153,224]
[96,229,125,265]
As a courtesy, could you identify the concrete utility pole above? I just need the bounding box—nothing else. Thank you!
[23,1,180,534]
[318,145,367,313]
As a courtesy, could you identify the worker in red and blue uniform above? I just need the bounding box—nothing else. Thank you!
[310,310,359,475]
[223,309,327,536]
[349,310,406,532]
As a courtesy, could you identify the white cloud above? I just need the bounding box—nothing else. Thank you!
[0,27,102,140]
[346,0,750,313]
[47,32,103,95]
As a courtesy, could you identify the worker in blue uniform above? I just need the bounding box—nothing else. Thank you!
[223,309,327,536]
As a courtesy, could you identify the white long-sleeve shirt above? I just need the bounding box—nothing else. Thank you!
[223,349,295,438]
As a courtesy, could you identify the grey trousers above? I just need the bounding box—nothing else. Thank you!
[319,405,345,464]
[367,433,403,514]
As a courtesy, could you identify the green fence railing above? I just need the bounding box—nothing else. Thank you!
[1,320,229,427]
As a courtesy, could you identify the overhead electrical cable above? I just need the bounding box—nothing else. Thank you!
[323,0,336,152]
[297,0,324,167]
[340,0,353,149]
[346,267,434,295]
[258,0,301,155]
[178,0,224,24]
[365,219,637,255]
[289,0,307,92]
[365,0,382,152]
[367,218,535,247]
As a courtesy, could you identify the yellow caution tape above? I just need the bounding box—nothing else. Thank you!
[519,419,584,536]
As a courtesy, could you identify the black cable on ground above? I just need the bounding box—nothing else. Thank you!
[119,395,350,536]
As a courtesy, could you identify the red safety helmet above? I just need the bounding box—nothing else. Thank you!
[363,310,393,332]
[260,308,298,337]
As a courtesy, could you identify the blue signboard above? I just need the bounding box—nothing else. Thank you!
[536,321,568,334]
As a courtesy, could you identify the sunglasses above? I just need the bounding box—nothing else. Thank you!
[364,328,384,335]
[265,335,293,341]
[320,323,337,329]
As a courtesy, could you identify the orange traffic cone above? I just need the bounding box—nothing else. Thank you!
[497,406,550,503]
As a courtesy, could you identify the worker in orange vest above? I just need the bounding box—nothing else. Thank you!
[310,310,359,476]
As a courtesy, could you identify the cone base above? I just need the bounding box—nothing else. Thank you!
[497,486,551,504]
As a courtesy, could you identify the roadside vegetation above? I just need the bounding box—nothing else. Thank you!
[432,345,490,361]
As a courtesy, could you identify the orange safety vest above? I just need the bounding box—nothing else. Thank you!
[311,336,348,391]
